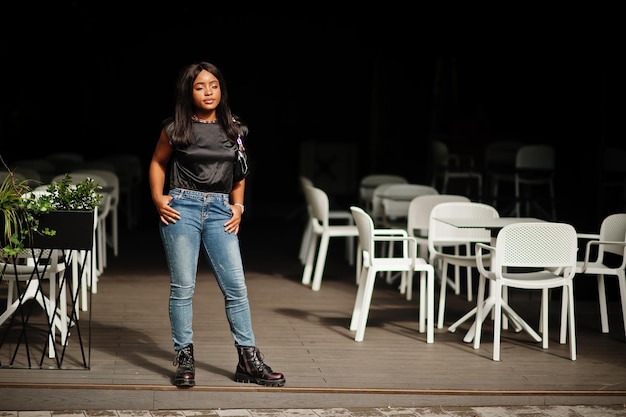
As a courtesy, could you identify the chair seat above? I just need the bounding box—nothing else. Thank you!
[500,270,570,288]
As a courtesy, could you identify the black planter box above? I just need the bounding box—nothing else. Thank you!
[0,209,96,369]
[30,210,95,250]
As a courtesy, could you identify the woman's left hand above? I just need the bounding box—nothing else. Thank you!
[225,204,243,234]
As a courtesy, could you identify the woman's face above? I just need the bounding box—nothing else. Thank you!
[192,70,221,115]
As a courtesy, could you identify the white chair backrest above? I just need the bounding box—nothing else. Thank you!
[483,140,525,173]
[45,152,85,174]
[52,172,107,189]
[300,176,313,189]
[598,213,626,258]
[0,170,26,185]
[380,184,439,220]
[359,174,408,210]
[72,169,120,202]
[494,222,577,275]
[370,183,400,220]
[431,140,449,169]
[407,194,470,238]
[428,201,500,249]
[304,185,330,229]
[96,154,143,187]
[516,144,555,171]
[300,176,314,215]
[350,206,375,260]
[10,159,58,184]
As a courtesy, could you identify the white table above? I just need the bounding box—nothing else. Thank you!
[433,216,546,343]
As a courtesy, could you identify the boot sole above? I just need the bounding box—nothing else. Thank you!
[235,373,285,387]
[173,378,195,388]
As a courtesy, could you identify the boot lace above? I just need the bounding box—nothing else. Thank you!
[249,349,273,373]
[173,346,194,369]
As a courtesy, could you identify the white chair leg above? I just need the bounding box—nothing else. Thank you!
[437,264,449,329]
[350,268,370,331]
[355,243,362,285]
[298,222,312,265]
[55,271,68,345]
[541,288,549,349]
[567,284,577,360]
[473,274,487,350]
[301,233,318,285]
[597,275,609,333]
[111,208,119,257]
[311,235,331,291]
[453,246,461,295]
[492,285,503,361]
[47,274,57,358]
[417,271,425,332]
[617,271,626,339]
[346,234,354,266]
[354,270,377,342]
[560,287,568,344]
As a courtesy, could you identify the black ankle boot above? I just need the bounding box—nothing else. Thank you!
[173,344,195,387]
[235,346,285,387]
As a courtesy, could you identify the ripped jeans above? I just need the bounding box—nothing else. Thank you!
[159,188,255,351]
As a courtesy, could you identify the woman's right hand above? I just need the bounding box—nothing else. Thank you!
[154,195,181,225]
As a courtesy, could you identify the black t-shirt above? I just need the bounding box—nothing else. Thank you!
[166,121,238,194]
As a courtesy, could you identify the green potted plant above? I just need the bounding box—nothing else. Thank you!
[1,167,102,255]
[33,173,103,250]
[0,170,53,256]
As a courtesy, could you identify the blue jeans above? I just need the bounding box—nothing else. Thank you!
[160,188,255,351]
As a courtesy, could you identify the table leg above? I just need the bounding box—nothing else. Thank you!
[448,281,541,344]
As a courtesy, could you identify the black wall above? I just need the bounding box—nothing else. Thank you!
[2,6,624,231]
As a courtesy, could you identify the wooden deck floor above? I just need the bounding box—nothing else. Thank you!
[1,215,626,410]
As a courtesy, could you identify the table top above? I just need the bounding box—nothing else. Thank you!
[433,216,545,229]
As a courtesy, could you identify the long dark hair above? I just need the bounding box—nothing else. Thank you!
[168,61,247,146]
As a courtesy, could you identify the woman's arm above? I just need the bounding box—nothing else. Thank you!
[149,130,179,225]
[225,178,246,234]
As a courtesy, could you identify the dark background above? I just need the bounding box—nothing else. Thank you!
[2,4,625,232]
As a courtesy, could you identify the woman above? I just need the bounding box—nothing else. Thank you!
[149,61,285,388]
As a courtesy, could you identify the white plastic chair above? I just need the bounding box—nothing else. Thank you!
[430,139,483,200]
[0,247,68,359]
[474,222,578,361]
[298,177,354,266]
[358,174,408,213]
[404,194,470,300]
[72,168,120,257]
[370,183,400,227]
[45,152,85,175]
[491,144,556,219]
[573,213,626,338]
[379,183,439,230]
[94,154,143,229]
[9,158,58,184]
[349,206,435,343]
[514,145,556,219]
[301,185,360,291]
[483,140,525,208]
[377,183,439,293]
[428,201,499,328]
